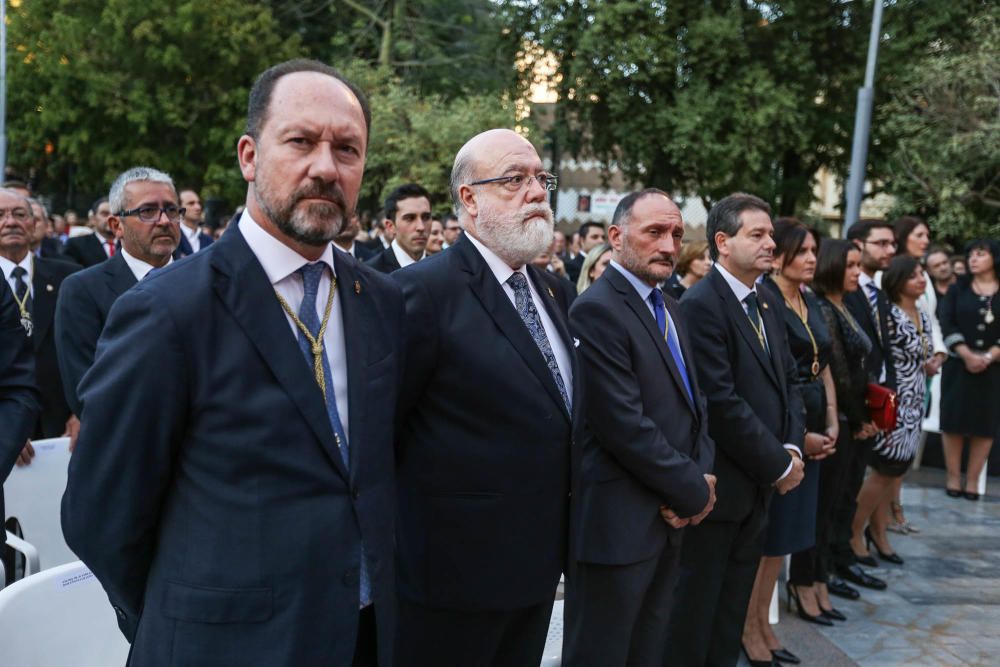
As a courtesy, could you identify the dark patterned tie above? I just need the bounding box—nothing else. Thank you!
[296,262,370,606]
[12,266,31,312]
[507,272,571,412]
[743,292,769,354]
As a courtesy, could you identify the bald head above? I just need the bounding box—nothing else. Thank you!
[450,129,537,216]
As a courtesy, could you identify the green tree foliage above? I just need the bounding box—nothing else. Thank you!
[879,7,1000,238]
[7,0,300,208]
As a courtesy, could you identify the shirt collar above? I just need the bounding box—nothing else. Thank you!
[859,271,876,290]
[238,209,336,285]
[121,247,172,282]
[465,232,528,286]
[0,252,32,283]
[609,259,656,303]
[715,261,757,303]
[391,238,423,268]
[182,223,200,243]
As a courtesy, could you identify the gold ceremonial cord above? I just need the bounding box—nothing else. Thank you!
[785,292,820,377]
[274,274,338,401]
[10,256,33,334]
[746,311,767,350]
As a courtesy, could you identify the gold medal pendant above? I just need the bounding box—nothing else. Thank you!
[20,314,33,338]
[811,359,820,377]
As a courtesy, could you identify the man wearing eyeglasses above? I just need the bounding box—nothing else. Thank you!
[392,128,582,666]
[366,183,431,274]
[54,167,181,418]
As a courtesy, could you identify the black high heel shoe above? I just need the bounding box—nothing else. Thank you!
[865,526,904,565]
[785,582,834,626]
[851,544,878,568]
[741,644,777,667]
[772,647,801,664]
[821,607,847,621]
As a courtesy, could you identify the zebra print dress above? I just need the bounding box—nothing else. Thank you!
[872,304,930,466]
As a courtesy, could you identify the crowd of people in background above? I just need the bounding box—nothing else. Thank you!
[1,57,999,667]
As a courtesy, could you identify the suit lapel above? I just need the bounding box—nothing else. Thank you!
[332,251,369,483]
[457,238,569,419]
[103,252,137,298]
[607,267,696,415]
[30,260,58,347]
[667,295,705,422]
[758,289,788,396]
[528,266,575,422]
[709,268,780,389]
[210,227,350,482]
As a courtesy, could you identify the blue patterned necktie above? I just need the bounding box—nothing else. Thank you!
[507,272,571,413]
[296,262,370,607]
[649,289,693,403]
[865,282,883,343]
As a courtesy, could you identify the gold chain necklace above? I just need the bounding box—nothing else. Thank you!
[274,273,337,401]
[9,256,33,337]
[784,290,820,378]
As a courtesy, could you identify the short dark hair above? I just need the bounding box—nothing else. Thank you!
[578,220,607,238]
[893,216,929,256]
[246,59,371,141]
[91,196,109,214]
[705,192,771,261]
[813,239,858,296]
[610,189,668,229]
[846,218,893,243]
[383,183,430,222]
[964,238,1000,280]
[881,255,921,304]
[927,243,952,260]
[442,212,459,225]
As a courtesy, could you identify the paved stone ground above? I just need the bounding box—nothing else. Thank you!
[739,468,1000,666]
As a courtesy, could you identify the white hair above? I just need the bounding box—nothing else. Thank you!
[109,166,175,214]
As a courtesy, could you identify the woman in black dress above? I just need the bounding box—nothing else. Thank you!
[742,221,838,665]
[939,239,1000,499]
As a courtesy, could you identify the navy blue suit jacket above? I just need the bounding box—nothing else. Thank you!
[392,235,583,610]
[63,233,111,268]
[61,226,404,667]
[54,251,137,416]
[1,282,40,545]
[175,229,215,258]
[569,266,714,565]
[31,257,81,437]
[680,266,805,522]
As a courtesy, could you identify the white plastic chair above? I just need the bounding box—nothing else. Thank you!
[540,599,564,666]
[0,560,130,666]
[4,437,78,571]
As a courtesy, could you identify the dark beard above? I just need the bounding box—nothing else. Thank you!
[255,178,349,247]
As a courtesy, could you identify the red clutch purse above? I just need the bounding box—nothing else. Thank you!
[866,383,898,432]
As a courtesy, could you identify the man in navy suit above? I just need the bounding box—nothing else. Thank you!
[62,59,401,667]
[63,197,116,267]
[366,183,431,274]
[0,187,80,443]
[334,213,376,261]
[176,188,214,257]
[665,193,805,666]
[55,167,181,418]
[392,129,582,667]
[564,190,716,667]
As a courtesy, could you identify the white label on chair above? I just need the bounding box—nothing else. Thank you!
[55,568,95,591]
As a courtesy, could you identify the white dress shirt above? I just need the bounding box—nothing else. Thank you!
[1,253,34,299]
[182,223,202,253]
[860,271,889,383]
[467,233,573,405]
[391,238,424,269]
[239,211,350,443]
[121,248,173,282]
[714,262,802,479]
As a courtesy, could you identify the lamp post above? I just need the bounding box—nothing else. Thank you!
[842,0,885,237]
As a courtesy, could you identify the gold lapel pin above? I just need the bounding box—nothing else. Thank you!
[354,280,361,294]
[547,287,555,298]
[46,284,54,292]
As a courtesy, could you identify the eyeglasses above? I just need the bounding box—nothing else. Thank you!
[865,239,897,249]
[118,206,186,223]
[0,208,31,222]
[468,172,558,193]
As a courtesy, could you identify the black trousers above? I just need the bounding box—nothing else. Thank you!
[790,419,852,585]
[664,506,767,667]
[829,435,873,570]
[564,539,683,667]
[353,605,378,667]
[394,597,554,667]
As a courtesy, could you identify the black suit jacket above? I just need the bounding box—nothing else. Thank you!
[1,282,41,545]
[365,246,402,274]
[569,266,714,565]
[30,258,81,437]
[393,235,584,610]
[63,233,111,268]
[36,237,70,262]
[565,253,584,285]
[54,252,137,416]
[61,227,404,666]
[680,267,805,522]
[845,284,897,390]
[176,229,215,258]
[351,242,376,262]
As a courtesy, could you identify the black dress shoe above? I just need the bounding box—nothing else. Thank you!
[772,647,801,664]
[741,644,776,666]
[786,582,835,626]
[964,491,981,501]
[866,527,904,565]
[946,488,962,498]
[827,577,860,600]
[821,607,847,621]
[838,564,888,590]
[853,552,878,567]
